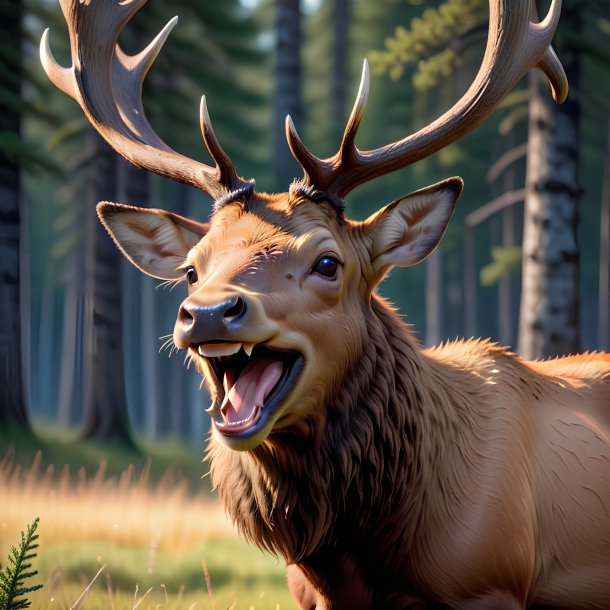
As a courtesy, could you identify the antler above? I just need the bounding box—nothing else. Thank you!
[287,0,568,200]
[40,0,252,201]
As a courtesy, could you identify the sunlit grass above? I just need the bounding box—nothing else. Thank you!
[0,449,297,609]
[0,422,209,491]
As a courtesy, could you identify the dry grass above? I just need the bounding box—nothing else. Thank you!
[0,449,234,554]
[0,450,295,610]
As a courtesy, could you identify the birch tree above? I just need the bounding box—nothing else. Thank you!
[518,5,582,359]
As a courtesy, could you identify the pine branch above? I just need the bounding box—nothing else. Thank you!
[0,518,43,609]
[369,0,487,88]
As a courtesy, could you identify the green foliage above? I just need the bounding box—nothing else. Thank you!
[498,106,529,136]
[46,118,87,152]
[0,131,62,175]
[0,518,43,609]
[480,246,522,287]
[412,47,457,90]
[495,90,531,135]
[38,538,287,595]
[140,0,271,186]
[599,16,610,37]
[369,0,486,89]
[0,422,209,491]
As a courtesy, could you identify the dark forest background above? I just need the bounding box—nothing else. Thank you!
[1,0,609,447]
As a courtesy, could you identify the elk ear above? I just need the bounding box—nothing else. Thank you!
[363,177,463,281]
[96,202,209,280]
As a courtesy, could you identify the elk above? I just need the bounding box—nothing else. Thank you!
[41,0,610,608]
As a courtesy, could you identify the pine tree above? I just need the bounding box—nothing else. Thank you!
[368,0,486,89]
[0,0,29,428]
[366,0,490,342]
[35,0,269,440]
[273,0,303,189]
[0,518,43,609]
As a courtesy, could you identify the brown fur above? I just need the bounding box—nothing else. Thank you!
[98,188,610,609]
[208,295,610,609]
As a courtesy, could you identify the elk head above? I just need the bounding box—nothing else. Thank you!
[41,0,567,451]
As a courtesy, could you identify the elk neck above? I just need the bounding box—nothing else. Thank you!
[207,290,479,567]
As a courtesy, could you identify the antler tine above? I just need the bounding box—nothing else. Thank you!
[530,0,567,104]
[114,16,179,151]
[286,61,370,188]
[40,0,250,201]
[200,96,252,195]
[339,60,370,164]
[289,0,568,201]
[285,115,324,187]
[40,28,77,101]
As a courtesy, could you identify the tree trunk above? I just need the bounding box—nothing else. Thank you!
[273,0,302,189]
[37,265,59,416]
[0,0,28,427]
[425,248,442,346]
[498,134,517,347]
[81,135,132,444]
[117,159,154,437]
[599,121,610,350]
[57,250,87,427]
[518,40,581,359]
[330,0,349,138]
[498,207,515,346]
[463,227,477,339]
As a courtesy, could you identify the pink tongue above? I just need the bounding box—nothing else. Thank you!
[221,359,283,424]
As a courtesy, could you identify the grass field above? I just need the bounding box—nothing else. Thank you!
[0,426,297,609]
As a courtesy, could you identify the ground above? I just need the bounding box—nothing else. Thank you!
[0,424,297,609]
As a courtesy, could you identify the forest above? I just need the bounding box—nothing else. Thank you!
[0,0,609,607]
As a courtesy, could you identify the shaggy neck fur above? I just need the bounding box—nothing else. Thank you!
[207,295,469,573]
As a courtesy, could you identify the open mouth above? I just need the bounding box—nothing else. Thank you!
[198,342,303,441]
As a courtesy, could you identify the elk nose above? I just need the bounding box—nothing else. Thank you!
[174,295,248,348]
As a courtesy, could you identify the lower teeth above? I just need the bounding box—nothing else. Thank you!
[219,405,261,428]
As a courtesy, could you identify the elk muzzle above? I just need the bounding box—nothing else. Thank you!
[173,291,278,351]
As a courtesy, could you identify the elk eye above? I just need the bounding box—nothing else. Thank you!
[186,266,198,285]
[312,255,339,279]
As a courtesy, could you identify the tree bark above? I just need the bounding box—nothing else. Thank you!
[463,228,477,339]
[81,135,133,444]
[498,133,517,348]
[599,121,610,350]
[0,0,28,427]
[117,159,155,437]
[518,50,581,359]
[330,0,349,138]
[425,248,442,346]
[57,251,87,427]
[498,207,515,347]
[273,0,302,189]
